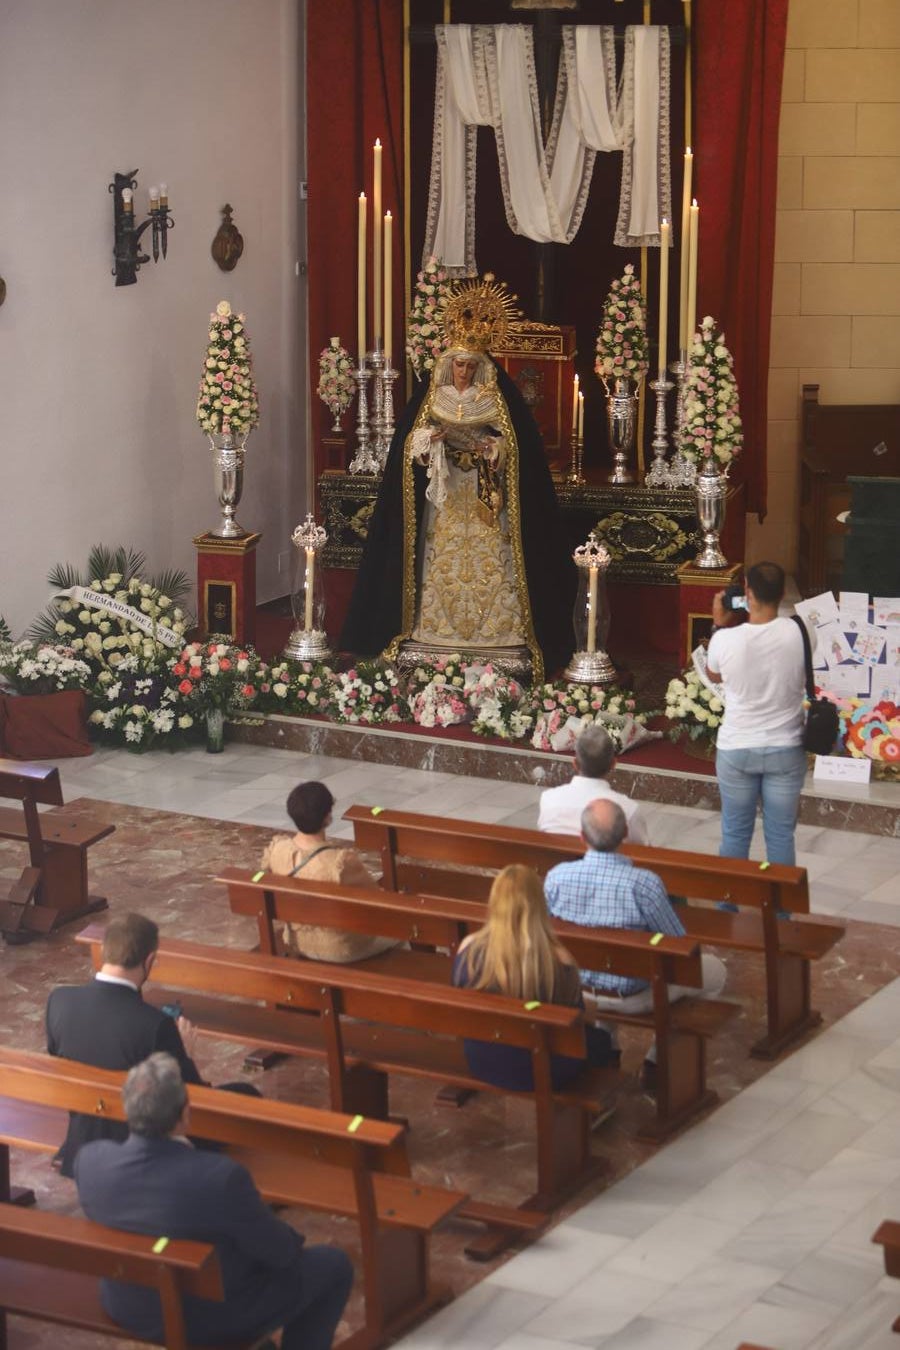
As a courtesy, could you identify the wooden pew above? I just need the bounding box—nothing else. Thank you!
[75,925,618,1241]
[0,1046,465,1349]
[344,805,845,1059]
[872,1220,900,1333]
[0,758,112,942]
[0,1201,258,1350]
[221,867,737,1141]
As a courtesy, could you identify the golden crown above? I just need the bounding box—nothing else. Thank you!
[442,273,521,353]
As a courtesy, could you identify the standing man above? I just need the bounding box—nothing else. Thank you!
[75,1053,353,1350]
[537,723,650,843]
[47,912,203,1175]
[544,800,726,1080]
[707,561,808,866]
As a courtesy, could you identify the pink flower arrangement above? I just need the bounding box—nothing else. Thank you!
[196,301,259,438]
[681,315,742,468]
[316,337,354,427]
[594,264,649,384]
[169,638,262,714]
[406,256,452,379]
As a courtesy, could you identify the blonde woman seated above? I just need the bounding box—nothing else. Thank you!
[451,864,618,1091]
[259,781,401,964]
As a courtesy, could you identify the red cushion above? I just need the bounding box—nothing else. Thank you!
[0,691,92,759]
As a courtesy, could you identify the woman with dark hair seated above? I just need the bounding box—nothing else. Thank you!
[260,781,401,964]
[451,864,618,1092]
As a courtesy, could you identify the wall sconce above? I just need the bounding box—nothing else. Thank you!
[110,170,174,287]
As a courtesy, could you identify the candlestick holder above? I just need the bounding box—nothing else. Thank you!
[377,361,399,470]
[644,373,674,487]
[348,362,379,475]
[369,347,386,464]
[565,430,585,486]
[667,353,696,488]
[284,513,333,661]
[564,532,616,685]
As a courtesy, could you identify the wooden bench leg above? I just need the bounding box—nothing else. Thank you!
[333,1065,390,1121]
[752,951,821,1059]
[0,1144,35,1208]
[638,1030,718,1143]
[359,1226,450,1346]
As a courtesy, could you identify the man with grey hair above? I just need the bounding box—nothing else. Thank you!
[74,1054,353,1350]
[537,723,649,843]
[544,799,726,1084]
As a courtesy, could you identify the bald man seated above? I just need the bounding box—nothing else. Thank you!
[543,799,726,1085]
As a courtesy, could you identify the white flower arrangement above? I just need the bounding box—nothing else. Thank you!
[465,668,533,741]
[594,263,650,385]
[316,337,355,429]
[406,256,452,380]
[332,661,407,725]
[530,682,646,753]
[664,666,724,744]
[89,656,193,752]
[255,660,335,717]
[49,576,187,674]
[0,642,92,695]
[411,681,470,729]
[196,300,260,438]
[681,315,743,467]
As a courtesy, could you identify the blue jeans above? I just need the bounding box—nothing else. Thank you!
[716,745,807,866]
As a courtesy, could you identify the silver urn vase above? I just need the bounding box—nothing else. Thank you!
[209,430,249,538]
[694,456,729,568]
[605,375,638,484]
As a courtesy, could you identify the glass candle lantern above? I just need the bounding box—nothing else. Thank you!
[564,531,616,685]
[284,514,332,661]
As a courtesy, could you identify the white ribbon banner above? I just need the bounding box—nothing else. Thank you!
[57,586,183,649]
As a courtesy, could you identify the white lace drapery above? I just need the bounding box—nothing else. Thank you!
[423,23,671,276]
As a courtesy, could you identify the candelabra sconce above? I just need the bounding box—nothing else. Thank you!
[564,532,617,685]
[110,171,174,287]
[645,373,674,487]
[378,360,399,470]
[284,514,333,662]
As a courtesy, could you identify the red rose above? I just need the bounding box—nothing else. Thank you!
[219,658,232,671]
[241,683,254,698]
[178,679,193,695]
[173,663,186,676]
[190,667,202,680]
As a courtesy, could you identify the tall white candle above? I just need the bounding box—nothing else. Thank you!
[587,567,598,653]
[304,549,315,631]
[578,390,585,443]
[383,210,393,364]
[686,199,700,351]
[373,139,383,349]
[679,147,693,353]
[658,218,670,376]
[357,192,367,358]
[571,372,579,433]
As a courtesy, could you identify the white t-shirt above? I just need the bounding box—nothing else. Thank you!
[537,776,650,844]
[707,617,807,750]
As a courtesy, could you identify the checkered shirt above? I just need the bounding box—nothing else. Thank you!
[544,850,685,995]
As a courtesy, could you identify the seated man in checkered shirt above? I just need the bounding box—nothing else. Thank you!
[543,799,727,1087]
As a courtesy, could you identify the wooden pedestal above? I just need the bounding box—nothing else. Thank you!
[193,532,261,646]
[677,560,743,668]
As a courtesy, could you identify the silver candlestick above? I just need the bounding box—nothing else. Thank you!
[378,360,399,469]
[348,361,378,475]
[644,373,674,487]
[668,353,696,487]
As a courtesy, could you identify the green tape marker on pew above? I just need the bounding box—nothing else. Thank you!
[152,1237,170,1254]
[348,1114,364,1133]
[524,1000,542,1010]
[649,933,664,946]
[371,806,384,816]
[252,871,265,882]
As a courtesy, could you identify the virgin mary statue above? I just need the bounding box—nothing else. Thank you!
[341,275,574,682]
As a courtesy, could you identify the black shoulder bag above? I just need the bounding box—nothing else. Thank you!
[791,615,840,755]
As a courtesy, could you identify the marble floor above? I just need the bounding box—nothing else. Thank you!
[9,741,900,1350]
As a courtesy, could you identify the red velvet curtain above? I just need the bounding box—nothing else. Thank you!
[307,0,404,457]
[694,0,789,518]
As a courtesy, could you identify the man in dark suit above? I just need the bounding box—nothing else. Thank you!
[46,911,203,1176]
[75,1053,353,1350]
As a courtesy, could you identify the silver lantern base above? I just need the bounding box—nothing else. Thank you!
[283,627,333,662]
[209,431,249,538]
[564,648,618,685]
